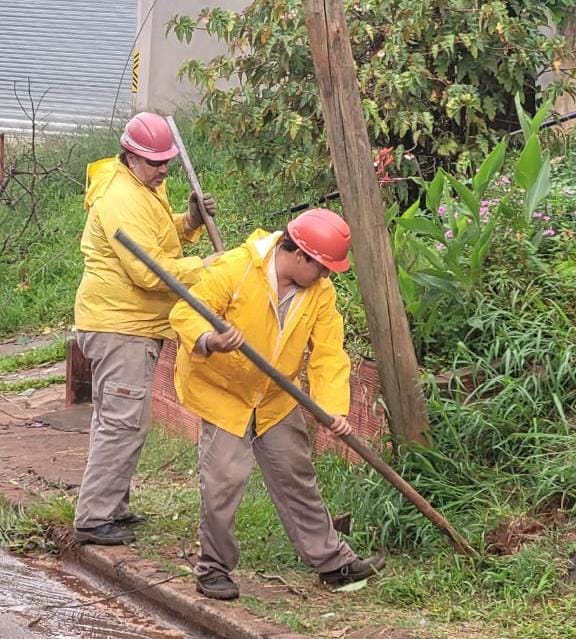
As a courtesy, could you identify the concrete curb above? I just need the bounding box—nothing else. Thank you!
[63,536,308,639]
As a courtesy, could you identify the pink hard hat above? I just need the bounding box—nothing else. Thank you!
[120,112,179,161]
[287,208,351,272]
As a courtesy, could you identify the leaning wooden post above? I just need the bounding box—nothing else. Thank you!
[302,0,429,446]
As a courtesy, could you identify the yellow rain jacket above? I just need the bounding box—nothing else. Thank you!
[169,230,351,437]
[75,157,203,339]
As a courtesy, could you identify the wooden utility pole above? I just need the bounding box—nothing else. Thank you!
[302,0,429,445]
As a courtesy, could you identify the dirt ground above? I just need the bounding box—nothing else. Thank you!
[0,383,91,505]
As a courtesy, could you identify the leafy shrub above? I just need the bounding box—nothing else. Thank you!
[334,97,576,363]
[169,0,568,198]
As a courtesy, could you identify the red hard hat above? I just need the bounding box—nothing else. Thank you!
[287,208,351,273]
[120,112,179,161]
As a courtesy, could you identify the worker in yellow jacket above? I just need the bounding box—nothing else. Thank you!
[74,112,216,545]
[170,208,385,600]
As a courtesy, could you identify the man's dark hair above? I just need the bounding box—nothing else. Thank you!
[119,150,129,166]
[280,230,313,261]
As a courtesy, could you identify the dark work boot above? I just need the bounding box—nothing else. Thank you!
[113,512,147,526]
[319,555,386,586]
[74,523,136,545]
[196,573,239,600]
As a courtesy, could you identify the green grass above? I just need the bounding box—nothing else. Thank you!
[130,423,576,638]
[0,375,65,394]
[0,338,66,374]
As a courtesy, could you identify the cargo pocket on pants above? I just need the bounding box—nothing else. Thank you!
[101,381,146,430]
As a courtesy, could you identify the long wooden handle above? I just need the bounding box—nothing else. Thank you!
[115,229,477,557]
[166,116,225,252]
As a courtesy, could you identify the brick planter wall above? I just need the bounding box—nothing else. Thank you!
[152,340,388,463]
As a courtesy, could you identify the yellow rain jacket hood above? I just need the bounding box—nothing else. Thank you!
[170,230,351,437]
[75,157,203,339]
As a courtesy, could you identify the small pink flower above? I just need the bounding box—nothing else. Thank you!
[438,206,447,216]
[480,206,490,216]
[500,175,511,184]
[444,229,454,239]
[481,200,491,207]
[542,215,551,221]
[532,211,543,219]
[435,242,445,251]
[543,228,555,237]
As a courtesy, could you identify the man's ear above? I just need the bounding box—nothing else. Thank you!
[125,152,136,169]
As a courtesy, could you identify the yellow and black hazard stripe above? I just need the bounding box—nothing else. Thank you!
[132,50,139,93]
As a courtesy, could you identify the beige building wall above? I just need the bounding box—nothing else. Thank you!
[554,18,576,128]
[135,0,248,114]
[539,17,576,128]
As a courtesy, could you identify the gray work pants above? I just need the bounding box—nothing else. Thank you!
[74,331,162,529]
[197,408,357,577]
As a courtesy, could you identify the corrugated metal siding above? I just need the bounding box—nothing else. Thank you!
[0,0,136,133]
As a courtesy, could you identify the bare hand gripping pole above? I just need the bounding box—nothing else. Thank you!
[166,116,225,252]
[114,229,477,556]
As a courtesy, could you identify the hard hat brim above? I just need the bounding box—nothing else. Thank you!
[120,141,179,162]
[321,255,350,273]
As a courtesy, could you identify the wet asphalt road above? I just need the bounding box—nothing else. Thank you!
[0,550,211,639]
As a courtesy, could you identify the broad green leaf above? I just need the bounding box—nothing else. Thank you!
[531,97,554,134]
[515,135,542,190]
[514,92,533,141]
[384,202,399,226]
[416,242,445,271]
[525,157,551,217]
[398,266,420,306]
[410,177,427,190]
[426,171,445,213]
[443,172,480,217]
[397,217,445,243]
[409,270,460,296]
[470,218,496,276]
[399,200,421,220]
[394,199,421,245]
[472,140,506,198]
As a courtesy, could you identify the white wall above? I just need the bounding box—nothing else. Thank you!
[135,0,248,115]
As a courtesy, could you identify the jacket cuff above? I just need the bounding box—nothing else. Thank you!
[173,213,203,243]
[194,331,213,357]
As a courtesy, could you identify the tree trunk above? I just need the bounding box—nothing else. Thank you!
[302,0,429,445]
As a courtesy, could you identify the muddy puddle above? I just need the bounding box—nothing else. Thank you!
[0,551,210,638]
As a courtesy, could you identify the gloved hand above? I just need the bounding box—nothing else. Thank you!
[185,192,217,232]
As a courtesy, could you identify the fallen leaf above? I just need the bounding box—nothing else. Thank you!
[333,578,368,592]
